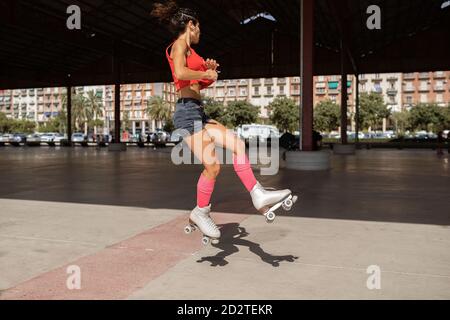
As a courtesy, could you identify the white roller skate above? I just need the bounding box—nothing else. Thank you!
[250,181,298,223]
[184,204,221,245]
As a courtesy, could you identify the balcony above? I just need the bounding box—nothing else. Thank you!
[387,75,399,81]
[328,89,339,95]
[387,88,398,95]
[403,86,415,93]
[403,73,415,80]
[418,86,430,92]
[433,85,445,92]
[433,71,446,79]
[418,72,430,79]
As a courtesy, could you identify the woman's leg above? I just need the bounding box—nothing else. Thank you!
[205,120,257,192]
[184,128,221,208]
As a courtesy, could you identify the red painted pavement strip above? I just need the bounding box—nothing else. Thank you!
[0,212,250,300]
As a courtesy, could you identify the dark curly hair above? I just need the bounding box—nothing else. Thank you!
[151,0,200,36]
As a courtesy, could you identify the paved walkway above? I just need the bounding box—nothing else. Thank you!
[0,146,449,299]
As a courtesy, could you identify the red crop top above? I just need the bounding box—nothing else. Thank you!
[165,40,215,91]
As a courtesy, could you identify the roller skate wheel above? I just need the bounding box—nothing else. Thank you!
[282,199,293,211]
[265,211,276,223]
[202,236,211,246]
[184,225,193,234]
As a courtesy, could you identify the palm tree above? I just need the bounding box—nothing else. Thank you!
[86,90,104,135]
[145,96,172,130]
[72,94,92,134]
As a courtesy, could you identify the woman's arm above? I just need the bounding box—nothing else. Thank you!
[172,40,217,81]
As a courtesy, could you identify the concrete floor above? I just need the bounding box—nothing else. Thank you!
[0,146,449,299]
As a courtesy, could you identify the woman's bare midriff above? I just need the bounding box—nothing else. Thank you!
[179,84,202,100]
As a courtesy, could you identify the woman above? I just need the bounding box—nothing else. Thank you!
[151,1,295,245]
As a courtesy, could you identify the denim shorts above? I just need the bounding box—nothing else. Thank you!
[173,98,212,138]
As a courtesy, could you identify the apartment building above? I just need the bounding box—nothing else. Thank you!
[402,71,449,109]
[359,73,402,112]
[0,72,448,133]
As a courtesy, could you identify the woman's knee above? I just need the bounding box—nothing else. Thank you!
[205,163,221,178]
[234,137,246,155]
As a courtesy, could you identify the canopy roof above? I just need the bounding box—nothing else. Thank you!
[0,0,449,89]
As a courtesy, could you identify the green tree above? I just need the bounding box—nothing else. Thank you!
[163,118,175,133]
[202,96,227,124]
[38,117,63,133]
[313,100,340,133]
[0,112,12,133]
[442,105,450,130]
[391,111,410,136]
[223,100,260,128]
[408,103,446,132]
[72,94,92,133]
[122,111,130,131]
[86,90,104,134]
[10,119,36,134]
[358,92,391,131]
[146,96,172,129]
[268,97,299,133]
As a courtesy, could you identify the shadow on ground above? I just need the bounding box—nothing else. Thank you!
[196,223,299,267]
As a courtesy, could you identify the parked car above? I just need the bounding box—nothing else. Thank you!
[26,134,42,146]
[237,124,280,145]
[71,133,87,144]
[169,131,184,144]
[54,133,67,143]
[41,133,60,143]
[149,129,170,147]
[10,133,27,146]
[0,134,10,146]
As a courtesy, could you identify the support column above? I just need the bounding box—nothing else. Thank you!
[67,86,72,145]
[300,0,314,151]
[340,40,348,145]
[355,74,360,145]
[114,83,121,143]
[109,40,126,151]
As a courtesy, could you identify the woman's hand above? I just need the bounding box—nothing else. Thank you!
[204,58,220,71]
[204,69,218,81]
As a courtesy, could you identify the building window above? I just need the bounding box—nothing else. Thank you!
[436,94,443,103]
[279,86,285,94]
[406,96,413,104]
[374,83,382,93]
[254,86,259,96]
[420,94,427,103]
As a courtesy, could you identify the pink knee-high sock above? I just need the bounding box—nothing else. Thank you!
[197,174,216,208]
[233,153,257,192]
